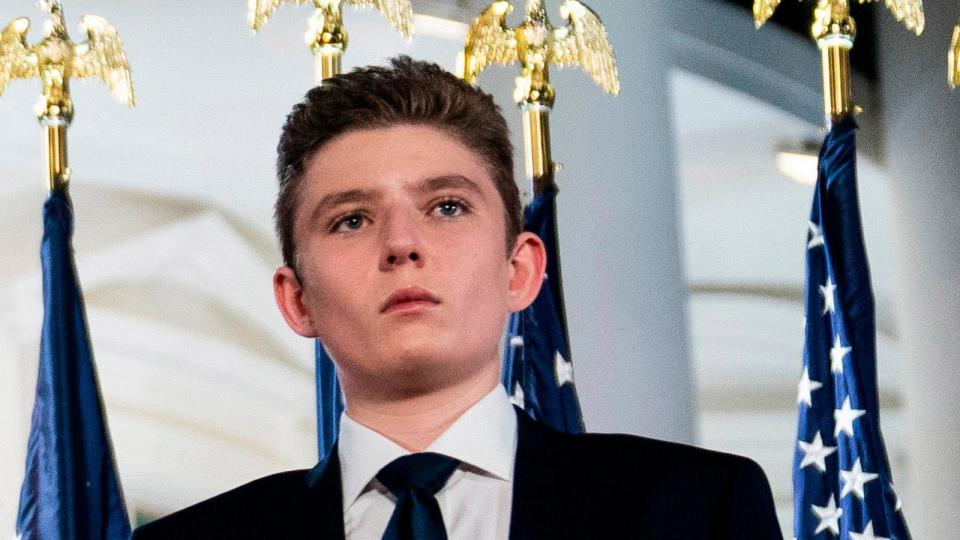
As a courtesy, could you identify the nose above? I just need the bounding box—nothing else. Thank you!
[379,208,425,270]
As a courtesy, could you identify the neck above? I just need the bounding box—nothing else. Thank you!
[342,364,500,452]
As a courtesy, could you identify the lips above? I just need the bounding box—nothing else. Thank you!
[380,286,441,313]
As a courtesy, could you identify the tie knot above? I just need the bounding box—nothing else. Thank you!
[376,453,460,497]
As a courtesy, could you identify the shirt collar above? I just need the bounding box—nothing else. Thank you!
[337,385,518,507]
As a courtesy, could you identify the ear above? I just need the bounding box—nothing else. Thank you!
[507,231,547,312]
[273,265,320,338]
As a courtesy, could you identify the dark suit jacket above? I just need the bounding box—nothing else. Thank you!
[133,411,782,539]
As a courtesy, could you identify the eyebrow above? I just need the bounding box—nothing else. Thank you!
[415,175,487,200]
[308,189,380,225]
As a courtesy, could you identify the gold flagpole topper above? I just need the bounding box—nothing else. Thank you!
[754,0,923,127]
[950,19,959,89]
[248,0,414,83]
[458,0,619,194]
[0,0,134,192]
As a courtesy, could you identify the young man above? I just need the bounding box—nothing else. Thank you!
[133,57,782,539]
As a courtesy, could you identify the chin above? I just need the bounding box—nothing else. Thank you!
[372,344,475,390]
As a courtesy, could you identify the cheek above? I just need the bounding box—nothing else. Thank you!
[299,242,375,317]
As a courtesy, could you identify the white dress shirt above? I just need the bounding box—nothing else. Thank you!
[338,386,517,540]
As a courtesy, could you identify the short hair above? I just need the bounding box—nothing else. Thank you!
[275,55,520,271]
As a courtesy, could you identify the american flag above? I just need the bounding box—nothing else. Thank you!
[315,344,343,459]
[502,184,585,434]
[17,190,130,540]
[793,117,909,539]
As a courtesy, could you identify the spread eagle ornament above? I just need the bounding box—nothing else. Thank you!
[1,1,134,192]
[950,19,959,89]
[0,1,134,108]
[753,0,923,125]
[247,0,414,81]
[249,0,413,37]
[457,0,619,193]
[753,0,924,35]
[458,0,620,106]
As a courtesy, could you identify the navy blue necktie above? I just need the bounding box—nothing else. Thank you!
[377,452,461,540]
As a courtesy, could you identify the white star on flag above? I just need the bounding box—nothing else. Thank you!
[797,367,823,407]
[509,381,525,409]
[830,335,852,374]
[892,485,903,512]
[834,396,866,437]
[798,431,836,472]
[808,221,824,249]
[840,458,880,500]
[811,495,843,535]
[554,351,574,387]
[820,276,837,315]
[849,521,889,540]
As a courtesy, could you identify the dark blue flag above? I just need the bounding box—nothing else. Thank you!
[794,117,909,539]
[502,184,585,433]
[16,190,131,540]
[315,343,343,459]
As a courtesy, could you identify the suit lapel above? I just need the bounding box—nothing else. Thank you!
[303,445,346,539]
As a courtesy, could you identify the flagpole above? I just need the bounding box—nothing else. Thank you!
[519,73,556,194]
[950,19,959,89]
[812,1,856,128]
[754,0,923,127]
[4,2,135,536]
[248,0,414,83]
[0,1,134,192]
[458,0,619,196]
[306,6,347,83]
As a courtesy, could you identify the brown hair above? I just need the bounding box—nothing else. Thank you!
[275,55,520,271]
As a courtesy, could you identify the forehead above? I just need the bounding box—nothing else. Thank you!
[301,124,496,197]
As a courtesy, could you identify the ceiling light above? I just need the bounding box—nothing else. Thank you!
[775,139,821,186]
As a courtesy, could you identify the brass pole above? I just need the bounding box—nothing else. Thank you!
[950,19,959,89]
[314,45,343,83]
[522,104,554,194]
[42,119,70,192]
[306,6,348,83]
[813,0,856,128]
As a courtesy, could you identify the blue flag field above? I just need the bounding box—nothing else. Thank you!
[16,190,130,540]
[315,344,343,459]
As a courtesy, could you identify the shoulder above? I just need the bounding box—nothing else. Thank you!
[574,430,769,481]
[516,416,782,538]
[524,414,768,486]
[131,469,315,539]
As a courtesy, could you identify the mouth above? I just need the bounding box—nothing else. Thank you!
[380,286,441,314]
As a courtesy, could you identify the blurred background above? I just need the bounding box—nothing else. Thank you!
[1,1,957,538]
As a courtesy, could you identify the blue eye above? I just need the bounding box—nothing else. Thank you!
[435,199,466,218]
[333,213,366,232]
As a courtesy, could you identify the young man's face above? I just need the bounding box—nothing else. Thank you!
[274,124,544,401]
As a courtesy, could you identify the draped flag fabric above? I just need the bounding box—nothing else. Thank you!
[16,190,131,540]
[315,344,343,459]
[794,117,910,539]
[502,184,585,433]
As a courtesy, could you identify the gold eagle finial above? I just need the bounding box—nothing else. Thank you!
[0,0,134,113]
[458,0,619,107]
[248,0,414,39]
[753,0,924,36]
[950,19,959,89]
